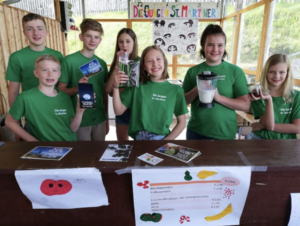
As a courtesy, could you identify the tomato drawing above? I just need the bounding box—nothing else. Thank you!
[40,179,72,196]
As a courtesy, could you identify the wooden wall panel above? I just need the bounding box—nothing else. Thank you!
[0,3,67,115]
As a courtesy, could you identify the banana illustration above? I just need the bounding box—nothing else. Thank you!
[205,204,233,221]
[197,170,217,179]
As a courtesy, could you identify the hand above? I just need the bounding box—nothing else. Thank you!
[117,50,126,58]
[76,95,86,113]
[213,88,221,102]
[113,71,129,88]
[249,88,271,101]
[78,76,88,84]
[251,122,264,131]
[106,119,110,135]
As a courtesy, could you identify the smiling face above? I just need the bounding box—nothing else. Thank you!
[143,49,165,82]
[79,30,102,52]
[34,60,61,87]
[23,19,48,49]
[118,33,134,55]
[267,62,288,91]
[203,34,225,66]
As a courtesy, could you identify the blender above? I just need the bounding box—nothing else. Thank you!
[196,71,218,108]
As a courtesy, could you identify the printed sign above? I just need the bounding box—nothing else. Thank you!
[130,2,221,19]
[153,19,198,54]
[79,59,103,78]
[132,166,251,226]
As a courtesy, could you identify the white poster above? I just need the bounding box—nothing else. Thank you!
[153,19,198,54]
[15,168,109,209]
[288,193,300,226]
[132,166,251,226]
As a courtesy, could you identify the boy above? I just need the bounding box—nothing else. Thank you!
[6,55,84,141]
[5,13,63,107]
[58,19,109,141]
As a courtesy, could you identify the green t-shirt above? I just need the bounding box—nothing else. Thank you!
[5,46,63,92]
[182,61,248,140]
[9,87,77,141]
[121,80,188,139]
[59,51,108,127]
[251,90,300,139]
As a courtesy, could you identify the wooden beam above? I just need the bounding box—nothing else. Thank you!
[232,15,241,65]
[54,0,61,22]
[172,54,177,79]
[256,0,270,82]
[243,69,257,75]
[294,79,300,87]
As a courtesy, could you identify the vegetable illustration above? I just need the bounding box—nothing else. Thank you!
[205,204,233,221]
[140,213,162,222]
[197,170,217,179]
[184,171,192,181]
[40,179,72,196]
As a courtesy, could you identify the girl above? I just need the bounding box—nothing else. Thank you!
[250,54,300,139]
[112,45,188,140]
[106,28,139,141]
[183,24,250,140]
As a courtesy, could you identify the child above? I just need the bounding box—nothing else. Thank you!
[105,28,140,141]
[250,54,300,139]
[5,13,63,107]
[113,45,188,140]
[183,24,250,140]
[6,55,84,141]
[58,19,109,141]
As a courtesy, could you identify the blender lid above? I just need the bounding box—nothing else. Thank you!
[197,71,218,80]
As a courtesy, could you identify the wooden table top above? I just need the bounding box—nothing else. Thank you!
[0,140,299,173]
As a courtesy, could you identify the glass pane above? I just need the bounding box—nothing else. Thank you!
[95,22,127,64]
[87,11,128,19]
[133,22,172,65]
[223,0,263,17]
[245,73,256,84]
[237,5,264,71]
[267,1,300,70]
[177,67,190,81]
[223,17,236,64]
[167,67,173,78]
[177,21,219,65]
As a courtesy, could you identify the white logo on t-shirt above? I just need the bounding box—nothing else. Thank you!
[280,108,292,115]
[152,93,166,101]
[218,75,226,80]
[55,109,67,115]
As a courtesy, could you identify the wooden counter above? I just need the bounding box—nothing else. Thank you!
[1,140,300,225]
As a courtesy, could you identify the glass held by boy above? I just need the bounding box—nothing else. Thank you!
[113,45,188,140]
[250,54,300,139]
[105,28,140,141]
[183,24,250,140]
[5,13,64,141]
[58,19,109,141]
[5,55,85,142]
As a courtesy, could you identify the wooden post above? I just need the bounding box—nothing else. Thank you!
[232,14,241,65]
[54,0,61,22]
[172,54,177,79]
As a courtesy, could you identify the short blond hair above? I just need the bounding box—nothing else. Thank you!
[34,55,60,69]
[80,19,103,36]
[260,54,294,103]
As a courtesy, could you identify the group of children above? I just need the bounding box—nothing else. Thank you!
[4,13,300,142]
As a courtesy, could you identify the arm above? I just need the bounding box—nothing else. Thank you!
[184,86,198,105]
[273,119,300,134]
[214,88,250,111]
[58,77,88,96]
[164,114,187,140]
[70,97,85,132]
[8,81,20,107]
[112,71,128,115]
[5,114,38,141]
[103,85,110,135]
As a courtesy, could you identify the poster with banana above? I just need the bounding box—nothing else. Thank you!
[132,166,251,225]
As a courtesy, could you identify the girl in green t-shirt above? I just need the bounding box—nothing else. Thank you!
[112,45,188,140]
[250,54,300,139]
[106,28,140,141]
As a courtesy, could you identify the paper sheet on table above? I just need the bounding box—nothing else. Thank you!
[132,166,251,226]
[288,193,300,226]
[15,168,108,209]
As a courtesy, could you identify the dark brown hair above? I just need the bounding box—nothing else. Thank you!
[80,19,103,36]
[140,45,169,84]
[22,13,47,30]
[200,24,228,59]
[109,28,138,76]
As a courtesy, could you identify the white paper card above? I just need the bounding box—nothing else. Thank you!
[15,168,109,209]
[288,193,300,226]
[132,166,251,226]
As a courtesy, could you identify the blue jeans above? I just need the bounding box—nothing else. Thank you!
[186,128,216,140]
[250,132,264,140]
[135,131,165,140]
[115,108,131,125]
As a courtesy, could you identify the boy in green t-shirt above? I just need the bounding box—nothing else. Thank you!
[6,55,84,141]
[58,19,109,141]
[5,13,63,141]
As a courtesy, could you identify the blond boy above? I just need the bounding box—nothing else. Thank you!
[6,55,84,141]
[58,19,109,141]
